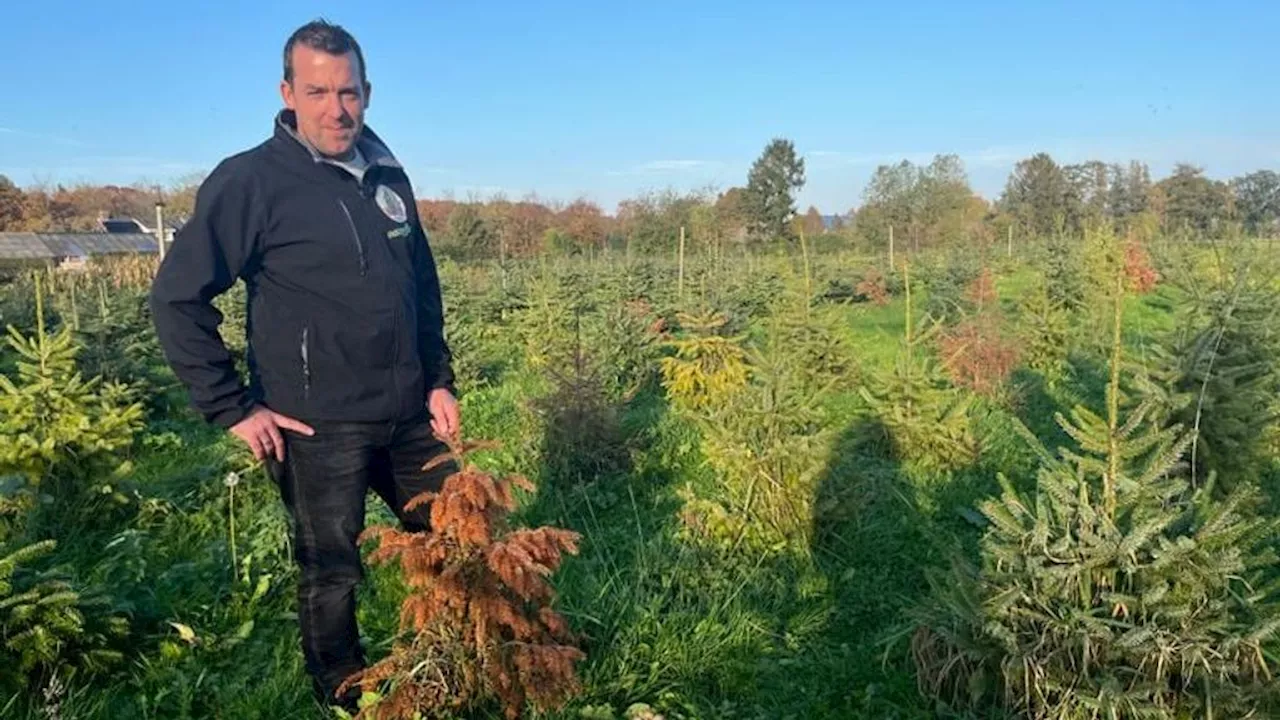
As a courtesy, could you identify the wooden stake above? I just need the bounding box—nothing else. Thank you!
[69,275,79,331]
[678,225,686,303]
[903,261,913,362]
[34,272,47,375]
[889,224,895,269]
[800,228,812,320]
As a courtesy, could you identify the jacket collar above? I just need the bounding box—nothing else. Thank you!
[274,109,402,170]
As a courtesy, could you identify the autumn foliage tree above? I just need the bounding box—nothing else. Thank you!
[556,198,608,250]
[0,179,202,232]
[494,198,554,259]
[415,199,456,238]
[0,175,24,231]
[798,205,825,238]
[714,186,749,242]
[339,435,584,720]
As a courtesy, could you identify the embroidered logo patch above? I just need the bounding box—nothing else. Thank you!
[375,185,408,223]
[387,223,412,240]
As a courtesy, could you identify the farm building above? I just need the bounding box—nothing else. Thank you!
[0,216,176,272]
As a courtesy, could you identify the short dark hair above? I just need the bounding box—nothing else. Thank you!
[283,19,367,86]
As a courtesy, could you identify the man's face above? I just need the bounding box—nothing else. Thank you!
[280,45,370,159]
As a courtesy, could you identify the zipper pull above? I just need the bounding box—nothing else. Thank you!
[338,199,369,276]
[301,326,311,396]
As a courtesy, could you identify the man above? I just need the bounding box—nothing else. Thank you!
[149,19,459,712]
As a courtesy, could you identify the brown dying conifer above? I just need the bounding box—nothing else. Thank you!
[338,435,585,719]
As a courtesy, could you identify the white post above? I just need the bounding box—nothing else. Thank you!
[155,202,166,261]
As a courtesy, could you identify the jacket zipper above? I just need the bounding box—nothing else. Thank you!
[391,302,402,414]
[300,325,311,398]
[338,199,368,276]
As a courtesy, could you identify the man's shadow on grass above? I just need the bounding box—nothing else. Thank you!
[514,377,692,712]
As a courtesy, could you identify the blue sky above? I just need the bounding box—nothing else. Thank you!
[3,0,1277,213]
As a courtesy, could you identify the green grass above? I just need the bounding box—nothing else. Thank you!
[844,300,907,373]
[4,242,1277,720]
[6,314,992,719]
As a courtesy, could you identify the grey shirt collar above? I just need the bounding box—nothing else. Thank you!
[276,109,403,172]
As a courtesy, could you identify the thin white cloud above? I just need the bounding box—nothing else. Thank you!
[806,147,1024,170]
[0,156,209,186]
[640,159,713,171]
[428,185,526,201]
[806,138,1280,175]
[607,159,722,176]
[78,155,206,172]
[803,144,1095,174]
[0,127,89,148]
[960,147,1028,168]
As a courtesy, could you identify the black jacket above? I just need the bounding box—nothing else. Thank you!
[150,110,454,429]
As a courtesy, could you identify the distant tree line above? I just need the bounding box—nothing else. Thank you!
[0,175,203,234]
[854,153,1278,254]
[1,141,1276,259]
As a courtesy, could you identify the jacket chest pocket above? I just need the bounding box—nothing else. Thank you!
[344,189,418,288]
[337,199,369,277]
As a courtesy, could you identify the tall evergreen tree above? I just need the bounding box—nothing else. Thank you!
[1001,153,1073,238]
[1157,164,1232,234]
[1107,161,1153,223]
[743,138,805,244]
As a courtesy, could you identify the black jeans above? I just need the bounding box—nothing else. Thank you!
[265,408,456,704]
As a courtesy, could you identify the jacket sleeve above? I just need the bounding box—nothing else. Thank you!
[149,160,264,429]
[408,198,457,397]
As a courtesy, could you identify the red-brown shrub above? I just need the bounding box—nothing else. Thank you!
[1124,240,1159,294]
[937,315,1021,398]
[339,437,584,719]
[856,269,890,306]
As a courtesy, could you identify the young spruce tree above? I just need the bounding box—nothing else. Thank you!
[913,269,1280,719]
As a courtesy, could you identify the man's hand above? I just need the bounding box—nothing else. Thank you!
[230,405,315,462]
[428,388,460,440]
